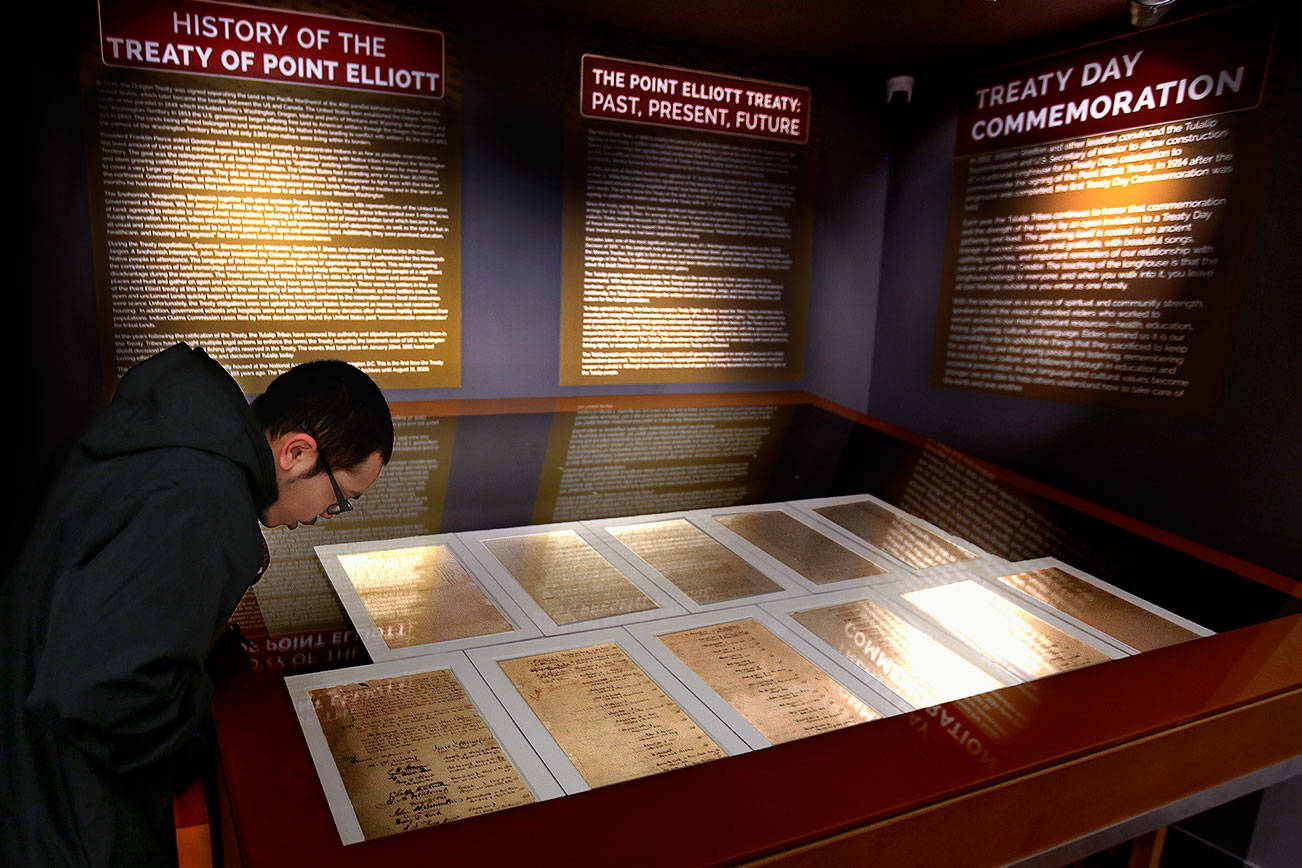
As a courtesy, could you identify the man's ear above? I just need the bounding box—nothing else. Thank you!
[273,431,318,473]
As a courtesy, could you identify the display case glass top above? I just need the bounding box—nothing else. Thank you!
[215,393,1301,867]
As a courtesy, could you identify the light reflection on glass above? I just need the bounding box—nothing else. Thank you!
[714,510,888,584]
[996,567,1200,652]
[814,500,976,569]
[658,618,880,744]
[482,531,657,625]
[791,601,1006,708]
[607,519,782,604]
[246,416,453,641]
[337,544,514,648]
[903,581,1110,678]
[536,405,790,523]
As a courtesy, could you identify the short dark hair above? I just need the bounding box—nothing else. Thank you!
[251,360,393,472]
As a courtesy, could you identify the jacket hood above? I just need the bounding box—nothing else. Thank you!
[81,344,278,508]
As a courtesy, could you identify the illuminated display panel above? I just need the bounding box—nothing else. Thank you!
[85,0,462,393]
[559,50,815,385]
[930,7,1274,414]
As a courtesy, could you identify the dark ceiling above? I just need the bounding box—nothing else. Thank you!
[456,0,1239,69]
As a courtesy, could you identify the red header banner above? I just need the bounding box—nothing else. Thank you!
[581,54,810,143]
[97,0,444,98]
[955,8,1271,156]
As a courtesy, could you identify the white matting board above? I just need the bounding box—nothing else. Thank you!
[467,627,751,794]
[625,605,902,749]
[315,533,540,662]
[787,493,1004,575]
[285,652,563,845]
[688,503,913,592]
[457,522,686,635]
[582,511,808,613]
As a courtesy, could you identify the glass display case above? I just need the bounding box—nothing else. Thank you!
[209,393,1302,867]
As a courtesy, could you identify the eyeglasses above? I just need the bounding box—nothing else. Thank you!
[303,425,356,516]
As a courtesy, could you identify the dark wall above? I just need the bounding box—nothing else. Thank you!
[802,67,890,412]
[866,38,1302,578]
[15,6,102,566]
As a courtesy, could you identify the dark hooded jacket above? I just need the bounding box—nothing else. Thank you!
[1,344,278,866]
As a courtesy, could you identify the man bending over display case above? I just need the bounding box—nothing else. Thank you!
[1,343,393,866]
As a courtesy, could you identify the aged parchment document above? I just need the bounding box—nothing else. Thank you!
[996,567,1199,652]
[498,642,726,787]
[814,501,975,569]
[715,510,888,584]
[337,545,513,648]
[608,519,781,603]
[310,670,534,840]
[658,618,880,743]
[482,531,657,624]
